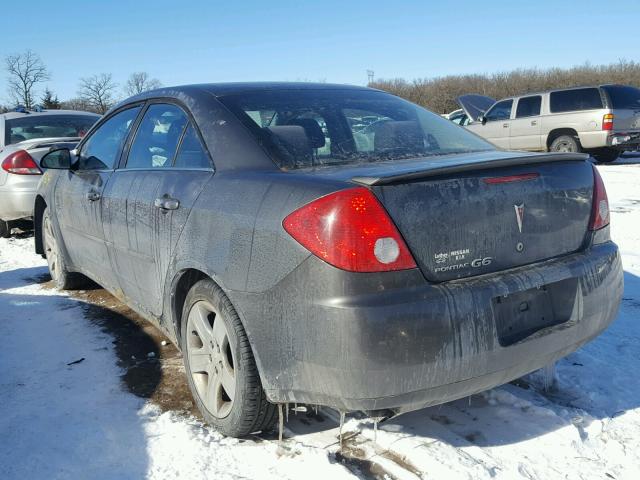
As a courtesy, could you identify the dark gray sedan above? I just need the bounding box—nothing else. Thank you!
[35,83,623,437]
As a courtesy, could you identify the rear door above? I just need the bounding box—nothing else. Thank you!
[466,99,513,148]
[102,102,213,316]
[510,95,543,150]
[54,106,141,287]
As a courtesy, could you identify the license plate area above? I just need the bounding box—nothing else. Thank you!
[492,279,578,347]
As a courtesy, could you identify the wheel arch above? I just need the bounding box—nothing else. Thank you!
[546,128,580,150]
[34,195,47,255]
[168,267,272,398]
[170,267,209,345]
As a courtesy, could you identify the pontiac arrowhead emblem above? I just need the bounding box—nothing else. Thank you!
[514,203,524,233]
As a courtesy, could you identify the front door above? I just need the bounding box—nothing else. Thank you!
[102,103,213,317]
[54,106,142,288]
[466,99,513,149]
[509,95,543,150]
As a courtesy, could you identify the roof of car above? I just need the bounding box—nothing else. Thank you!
[1,109,99,120]
[130,82,373,99]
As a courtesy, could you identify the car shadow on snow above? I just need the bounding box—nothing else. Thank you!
[373,270,640,448]
[613,151,640,165]
[0,267,164,479]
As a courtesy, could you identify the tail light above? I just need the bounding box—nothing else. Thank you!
[589,166,609,230]
[1,150,42,175]
[283,187,417,272]
[603,113,614,131]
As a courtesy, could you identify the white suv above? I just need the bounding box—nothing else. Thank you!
[456,84,640,162]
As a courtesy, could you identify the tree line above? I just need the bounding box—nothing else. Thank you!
[369,60,640,114]
[2,49,161,114]
[5,50,640,116]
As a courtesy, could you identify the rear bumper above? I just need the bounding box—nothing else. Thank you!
[607,132,640,150]
[231,242,622,412]
[0,186,37,221]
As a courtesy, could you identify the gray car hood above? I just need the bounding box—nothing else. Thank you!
[457,94,496,122]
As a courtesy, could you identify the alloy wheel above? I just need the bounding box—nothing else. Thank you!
[186,300,236,418]
[555,140,575,152]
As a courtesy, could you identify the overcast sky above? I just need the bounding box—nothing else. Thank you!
[2,0,639,103]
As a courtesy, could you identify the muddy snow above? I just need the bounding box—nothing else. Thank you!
[1,159,639,480]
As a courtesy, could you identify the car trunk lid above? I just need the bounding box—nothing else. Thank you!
[341,152,594,281]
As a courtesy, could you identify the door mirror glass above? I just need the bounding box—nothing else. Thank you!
[41,148,71,169]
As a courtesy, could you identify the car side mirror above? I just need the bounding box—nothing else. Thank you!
[480,115,487,125]
[41,147,72,169]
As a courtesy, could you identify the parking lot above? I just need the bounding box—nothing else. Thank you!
[0,158,637,480]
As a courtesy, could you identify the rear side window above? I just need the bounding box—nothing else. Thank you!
[601,85,640,109]
[174,124,211,169]
[5,114,98,146]
[484,100,513,122]
[78,107,141,170]
[550,88,603,113]
[516,96,541,118]
[126,104,188,169]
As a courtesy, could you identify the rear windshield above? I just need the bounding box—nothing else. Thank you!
[601,85,640,109]
[219,89,494,169]
[5,114,99,146]
[549,88,603,113]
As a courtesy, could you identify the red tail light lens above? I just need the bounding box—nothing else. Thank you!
[283,187,417,272]
[1,150,42,175]
[603,113,614,131]
[589,166,609,230]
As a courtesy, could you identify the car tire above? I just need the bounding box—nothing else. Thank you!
[591,148,619,163]
[180,278,277,437]
[0,220,10,238]
[550,135,582,153]
[42,208,86,290]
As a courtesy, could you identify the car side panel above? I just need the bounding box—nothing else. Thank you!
[540,109,610,149]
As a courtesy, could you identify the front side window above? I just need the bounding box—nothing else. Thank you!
[484,100,513,122]
[219,89,493,169]
[550,88,603,113]
[5,114,98,146]
[78,107,141,170]
[516,96,542,118]
[126,104,188,169]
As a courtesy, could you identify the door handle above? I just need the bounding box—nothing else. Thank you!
[154,196,180,211]
[531,120,538,126]
[503,123,509,128]
[86,191,101,202]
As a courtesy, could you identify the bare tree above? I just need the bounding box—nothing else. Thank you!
[370,60,640,114]
[60,97,94,112]
[5,50,50,108]
[78,74,117,113]
[124,71,161,96]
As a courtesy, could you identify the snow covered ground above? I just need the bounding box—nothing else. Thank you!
[1,159,639,480]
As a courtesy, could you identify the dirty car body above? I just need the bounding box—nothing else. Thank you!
[35,83,623,418]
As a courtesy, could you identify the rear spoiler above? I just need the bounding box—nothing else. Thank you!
[351,153,590,186]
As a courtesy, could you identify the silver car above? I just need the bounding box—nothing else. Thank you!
[456,84,640,163]
[0,109,99,237]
